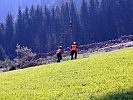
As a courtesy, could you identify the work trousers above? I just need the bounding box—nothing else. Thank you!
[57,53,62,62]
[71,50,77,60]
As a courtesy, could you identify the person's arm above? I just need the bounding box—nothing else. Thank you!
[71,45,72,49]
[61,49,64,54]
[76,45,78,51]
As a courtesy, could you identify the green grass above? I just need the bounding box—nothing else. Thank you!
[0,48,133,100]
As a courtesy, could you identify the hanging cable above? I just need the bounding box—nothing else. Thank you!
[68,0,73,44]
[68,0,72,32]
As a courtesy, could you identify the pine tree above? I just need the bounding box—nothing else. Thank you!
[80,0,89,44]
[34,5,44,53]
[44,5,51,52]
[55,6,62,47]
[50,6,58,50]
[0,23,7,60]
[5,13,14,58]
[28,5,37,52]
[89,0,99,42]
[0,23,4,45]
[120,0,133,35]
[23,7,30,46]
[60,1,74,47]
[15,7,24,45]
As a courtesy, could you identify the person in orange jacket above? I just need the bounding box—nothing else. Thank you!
[56,46,62,62]
[70,42,78,60]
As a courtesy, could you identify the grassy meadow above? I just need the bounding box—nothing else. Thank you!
[0,48,133,100]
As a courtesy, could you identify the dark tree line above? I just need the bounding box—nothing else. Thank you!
[0,0,133,60]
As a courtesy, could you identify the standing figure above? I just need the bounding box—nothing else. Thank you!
[70,42,78,60]
[56,46,62,62]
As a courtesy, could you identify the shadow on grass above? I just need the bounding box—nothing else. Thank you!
[99,90,133,100]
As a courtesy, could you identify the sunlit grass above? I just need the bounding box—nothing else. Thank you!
[0,47,133,100]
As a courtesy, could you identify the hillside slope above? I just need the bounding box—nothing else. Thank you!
[0,48,133,99]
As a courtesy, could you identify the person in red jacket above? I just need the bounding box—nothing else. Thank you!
[70,42,78,60]
[56,46,62,62]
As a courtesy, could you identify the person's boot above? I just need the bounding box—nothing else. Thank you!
[71,56,73,60]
